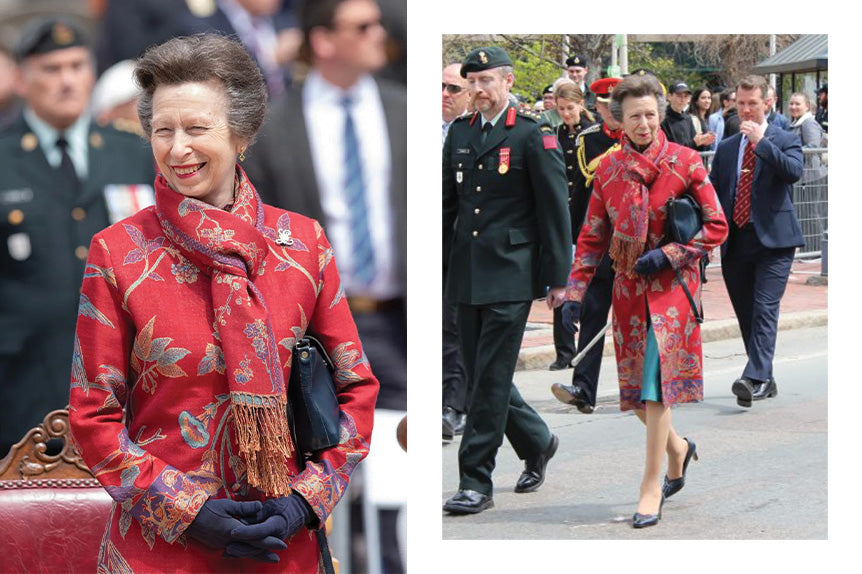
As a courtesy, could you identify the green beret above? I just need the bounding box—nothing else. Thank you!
[460,47,513,77]
[14,17,89,62]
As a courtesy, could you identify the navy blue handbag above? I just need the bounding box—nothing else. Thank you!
[665,194,705,323]
[288,336,341,454]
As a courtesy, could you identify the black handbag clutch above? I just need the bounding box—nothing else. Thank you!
[288,336,341,454]
[664,194,705,324]
[665,194,702,245]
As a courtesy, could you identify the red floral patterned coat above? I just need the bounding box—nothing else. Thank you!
[68,173,379,572]
[567,140,728,411]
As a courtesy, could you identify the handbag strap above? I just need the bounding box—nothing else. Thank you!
[675,266,704,324]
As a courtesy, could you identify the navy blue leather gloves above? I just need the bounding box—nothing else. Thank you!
[224,494,313,563]
[561,301,581,335]
[633,248,670,276]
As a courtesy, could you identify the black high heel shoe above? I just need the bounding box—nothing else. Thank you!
[632,494,665,529]
[662,437,698,499]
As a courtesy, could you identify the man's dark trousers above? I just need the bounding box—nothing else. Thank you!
[456,300,552,495]
[443,296,468,413]
[721,224,795,382]
[569,253,614,405]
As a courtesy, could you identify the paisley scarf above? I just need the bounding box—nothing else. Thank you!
[155,165,294,496]
[609,128,668,277]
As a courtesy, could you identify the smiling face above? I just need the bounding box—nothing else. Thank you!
[150,80,246,208]
[556,97,582,127]
[696,90,711,113]
[567,65,587,84]
[788,94,810,119]
[621,95,660,147]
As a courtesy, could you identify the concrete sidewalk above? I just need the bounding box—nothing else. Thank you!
[517,258,828,371]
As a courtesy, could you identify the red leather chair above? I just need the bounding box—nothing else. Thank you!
[0,408,112,574]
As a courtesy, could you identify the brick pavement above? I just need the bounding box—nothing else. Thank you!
[519,258,827,367]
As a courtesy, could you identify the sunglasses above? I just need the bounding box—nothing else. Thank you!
[443,83,464,94]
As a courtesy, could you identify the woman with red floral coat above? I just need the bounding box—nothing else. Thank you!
[565,73,727,528]
[68,35,378,572]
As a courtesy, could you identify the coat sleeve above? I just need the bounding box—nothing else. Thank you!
[755,131,804,184]
[662,153,729,270]
[442,126,457,270]
[69,234,214,546]
[290,222,380,526]
[566,172,611,302]
[525,122,572,289]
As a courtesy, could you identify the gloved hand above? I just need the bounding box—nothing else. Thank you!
[633,248,669,276]
[186,498,280,552]
[226,494,312,560]
[561,301,581,335]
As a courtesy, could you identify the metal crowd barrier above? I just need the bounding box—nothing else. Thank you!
[699,148,828,258]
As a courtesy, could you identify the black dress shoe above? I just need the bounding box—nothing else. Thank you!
[443,419,454,441]
[662,437,698,499]
[549,358,573,371]
[550,383,594,414]
[731,377,756,408]
[515,434,558,493]
[751,377,778,401]
[443,489,494,514]
[442,407,467,439]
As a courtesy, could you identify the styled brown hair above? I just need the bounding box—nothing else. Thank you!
[736,75,769,100]
[609,73,667,123]
[297,0,348,64]
[553,80,595,123]
[134,34,267,144]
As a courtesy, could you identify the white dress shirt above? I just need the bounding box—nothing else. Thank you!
[303,70,397,299]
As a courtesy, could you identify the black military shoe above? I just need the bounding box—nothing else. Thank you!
[751,377,778,401]
[731,377,756,408]
[548,358,573,371]
[515,434,558,493]
[443,489,494,514]
[550,383,594,414]
[442,406,466,438]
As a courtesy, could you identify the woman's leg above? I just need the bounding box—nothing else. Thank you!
[634,405,688,479]
[637,400,671,515]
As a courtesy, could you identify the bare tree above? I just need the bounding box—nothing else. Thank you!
[690,34,800,86]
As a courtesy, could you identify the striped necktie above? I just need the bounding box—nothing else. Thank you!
[342,95,375,286]
[732,140,756,227]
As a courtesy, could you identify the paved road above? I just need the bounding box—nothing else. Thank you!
[442,326,827,541]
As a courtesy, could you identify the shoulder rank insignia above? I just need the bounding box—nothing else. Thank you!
[505,106,517,127]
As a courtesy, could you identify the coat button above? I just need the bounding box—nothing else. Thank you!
[478,164,483,170]
[8,209,24,225]
[568,181,573,187]
[71,207,86,221]
[567,149,573,154]
[474,208,480,215]
[567,165,572,170]
[476,186,482,192]
[472,230,478,237]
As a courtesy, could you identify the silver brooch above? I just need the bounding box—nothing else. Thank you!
[276,228,294,246]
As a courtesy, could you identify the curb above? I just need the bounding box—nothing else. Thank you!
[515,308,828,372]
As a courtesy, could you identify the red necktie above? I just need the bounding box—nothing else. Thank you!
[732,141,756,227]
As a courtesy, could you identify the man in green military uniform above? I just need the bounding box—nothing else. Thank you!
[566,54,596,112]
[551,77,623,413]
[442,46,572,514]
[0,18,155,457]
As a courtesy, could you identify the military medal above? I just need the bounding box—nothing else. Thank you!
[499,148,510,174]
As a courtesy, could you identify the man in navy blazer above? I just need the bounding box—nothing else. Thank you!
[709,75,803,408]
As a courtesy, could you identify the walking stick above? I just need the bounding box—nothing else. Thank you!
[570,318,613,368]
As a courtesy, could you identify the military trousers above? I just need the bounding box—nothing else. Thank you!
[570,253,614,405]
[456,300,552,495]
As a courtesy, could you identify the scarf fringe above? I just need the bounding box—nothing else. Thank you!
[610,234,643,278]
[232,393,295,496]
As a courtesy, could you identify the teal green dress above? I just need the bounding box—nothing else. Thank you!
[641,316,662,403]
